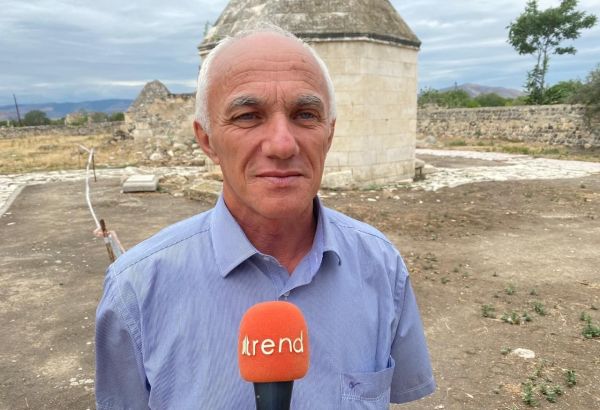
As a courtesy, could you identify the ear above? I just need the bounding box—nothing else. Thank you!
[325,119,336,153]
[193,121,220,165]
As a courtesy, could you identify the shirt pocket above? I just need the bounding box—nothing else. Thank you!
[340,358,395,409]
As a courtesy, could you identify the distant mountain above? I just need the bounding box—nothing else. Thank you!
[439,83,524,99]
[0,99,133,120]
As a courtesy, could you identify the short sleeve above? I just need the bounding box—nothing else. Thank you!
[95,270,150,410]
[389,265,436,404]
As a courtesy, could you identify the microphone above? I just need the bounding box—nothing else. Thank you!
[238,301,309,410]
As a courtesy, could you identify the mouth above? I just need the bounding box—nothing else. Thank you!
[256,171,304,186]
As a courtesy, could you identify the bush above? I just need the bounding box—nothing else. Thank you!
[475,93,508,107]
[544,80,583,104]
[109,112,125,121]
[22,110,51,126]
[570,64,600,120]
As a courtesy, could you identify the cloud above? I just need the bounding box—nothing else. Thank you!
[1,0,599,105]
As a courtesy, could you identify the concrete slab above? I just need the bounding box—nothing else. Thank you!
[122,174,159,192]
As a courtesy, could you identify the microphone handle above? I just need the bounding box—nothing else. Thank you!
[253,381,294,410]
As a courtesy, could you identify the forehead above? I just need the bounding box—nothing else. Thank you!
[209,33,327,105]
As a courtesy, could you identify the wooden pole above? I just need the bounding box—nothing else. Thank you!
[99,219,116,263]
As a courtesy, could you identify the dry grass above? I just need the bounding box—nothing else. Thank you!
[0,133,142,174]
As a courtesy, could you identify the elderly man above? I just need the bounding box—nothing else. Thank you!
[95,27,435,409]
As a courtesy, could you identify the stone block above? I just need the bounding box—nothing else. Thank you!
[321,170,354,190]
[185,180,222,203]
[122,175,159,193]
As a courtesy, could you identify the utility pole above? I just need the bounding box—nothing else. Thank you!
[13,94,22,126]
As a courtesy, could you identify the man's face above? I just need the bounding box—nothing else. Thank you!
[195,33,335,222]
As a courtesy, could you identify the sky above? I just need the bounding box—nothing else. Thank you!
[1,0,599,106]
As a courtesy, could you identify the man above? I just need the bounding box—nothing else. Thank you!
[95,27,435,409]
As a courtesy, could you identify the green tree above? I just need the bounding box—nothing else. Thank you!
[544,80,583,104]
[570,64,600,120]
[22,110,51,126]
[89,112,109,123]
[109,112,125,121]
[507,0,597,104]
[474,93,508,107]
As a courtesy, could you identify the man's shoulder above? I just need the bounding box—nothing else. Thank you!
[322,206,394,248]
[109,208,214,276]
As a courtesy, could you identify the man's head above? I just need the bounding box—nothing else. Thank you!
[193,27,337,222]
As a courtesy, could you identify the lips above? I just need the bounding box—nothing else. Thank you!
[256,171,304,186]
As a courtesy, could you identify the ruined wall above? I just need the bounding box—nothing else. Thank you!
[418,105,600,148]
[0,122,123,139]
[125,80,196,145]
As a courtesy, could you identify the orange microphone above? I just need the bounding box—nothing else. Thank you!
[238,301,309,410]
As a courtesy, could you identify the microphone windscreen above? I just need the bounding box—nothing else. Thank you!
[238,301,309,383]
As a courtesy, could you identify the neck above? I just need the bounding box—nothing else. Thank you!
[226,200,317,274]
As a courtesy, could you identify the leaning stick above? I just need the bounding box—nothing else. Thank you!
[100,219,116,263]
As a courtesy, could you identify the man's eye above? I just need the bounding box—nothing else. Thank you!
[234,112,258,121]
[296,111,318,120]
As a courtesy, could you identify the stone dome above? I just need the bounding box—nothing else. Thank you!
[198,0,420,54]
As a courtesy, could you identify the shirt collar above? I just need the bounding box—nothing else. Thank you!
[210,196,342,278]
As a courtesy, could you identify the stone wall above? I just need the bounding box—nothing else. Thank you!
[315,40,418,185]
[418,105,600,149]
[0,121,124,139]
[125,80,196,146]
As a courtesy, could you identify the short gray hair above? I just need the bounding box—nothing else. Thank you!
[195,25,337,136]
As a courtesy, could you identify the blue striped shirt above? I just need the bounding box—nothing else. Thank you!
[95,196,435,409]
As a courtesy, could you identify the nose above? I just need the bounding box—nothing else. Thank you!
[261,114,300,159]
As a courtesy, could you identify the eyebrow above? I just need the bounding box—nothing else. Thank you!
[226,95,262,113]
[295,94,324,111]
[225,94,325,113]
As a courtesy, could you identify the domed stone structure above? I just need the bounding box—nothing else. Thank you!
[199,0,421,186]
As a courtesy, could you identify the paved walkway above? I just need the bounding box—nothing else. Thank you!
[413,149,600,191]
[2,150,600,215]
[0,166,201,216]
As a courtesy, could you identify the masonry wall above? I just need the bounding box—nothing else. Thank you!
[314,40,419,185]
[127,93,196,145]
[418,105,600,148]
[0,122,123,139]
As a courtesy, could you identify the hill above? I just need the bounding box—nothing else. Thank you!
[0,99,133,120]
[439,83,523,99]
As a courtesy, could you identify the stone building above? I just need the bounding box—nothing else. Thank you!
[200,0,420,186]
[127,0,421,187]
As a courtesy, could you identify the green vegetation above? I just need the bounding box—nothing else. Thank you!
[22,110,51,126]
[570,64,600,120]
[481,304,496,318]
[532,301,546,316]
[565,369,577,387]
[580,312,600,338]
[507,0,597,104]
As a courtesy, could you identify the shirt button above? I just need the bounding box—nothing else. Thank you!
[283,291,290,297]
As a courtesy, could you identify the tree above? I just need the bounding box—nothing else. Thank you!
[570,64,600,120]
[22,110,51,126]
[109,112,125,121]
[507,0,597,104]
[474,93,508,107]
[544,80,583,104]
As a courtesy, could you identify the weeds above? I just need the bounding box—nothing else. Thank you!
[522,381,537,406]
[505,284,516,295]
[540,384,563,403]
[565,370,577,387]
[481,304,496,318]
[532,301,546,316]
[448,139,467,146]
[501,311,521,325]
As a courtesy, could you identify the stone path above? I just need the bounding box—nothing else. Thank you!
[1,150,600,215]
[413,149,600,191]
[0,166,201,216]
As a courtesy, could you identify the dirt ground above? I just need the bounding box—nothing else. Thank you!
[1,155,599,409]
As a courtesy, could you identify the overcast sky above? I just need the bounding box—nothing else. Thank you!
[1,0,599,106]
